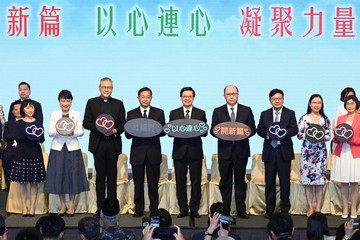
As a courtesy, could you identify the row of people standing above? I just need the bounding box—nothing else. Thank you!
[1,80,359,221]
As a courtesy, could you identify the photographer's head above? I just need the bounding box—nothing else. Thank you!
[307,212,330,240]
[210,202,224,216]
[267,213,294,240]
[39,214,66,240]
[151,209,172,227]
[101,198,120,226]
[0,214,7,240]
[78,217,101,240]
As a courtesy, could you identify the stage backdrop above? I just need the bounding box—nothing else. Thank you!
[1,0,359,170]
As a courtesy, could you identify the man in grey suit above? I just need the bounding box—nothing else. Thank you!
[210,85,256,218]
[126,87,166,217]
[169,87,207,218]
[83,77,126,218]
[257,88,298,219]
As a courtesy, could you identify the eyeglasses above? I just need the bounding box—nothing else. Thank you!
[271,97,283,101]
[310,101,322,105]
[225,93,238,97]
[181,95,194,98]
[100,86,113,90]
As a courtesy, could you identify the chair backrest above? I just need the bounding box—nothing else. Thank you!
[250,154,280,184]
[290,153,301,181]
[210,154,221,183]
[92,153,129,182]
[82,152,89,178]
[171,155,208,184]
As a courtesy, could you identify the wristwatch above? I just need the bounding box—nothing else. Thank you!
[205,231,214,237]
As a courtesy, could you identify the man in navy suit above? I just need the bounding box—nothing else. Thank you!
[257,89,298,218]
[83,77,126,218]
[126,87,166,217]
[211,85,256,218]
[8,82,43,124]
[169,87,207,218]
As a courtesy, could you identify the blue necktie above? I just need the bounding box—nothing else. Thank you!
[271,111,280,148]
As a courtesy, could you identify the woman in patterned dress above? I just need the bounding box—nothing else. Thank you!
[9,99,46,217]
[297,94,331,217]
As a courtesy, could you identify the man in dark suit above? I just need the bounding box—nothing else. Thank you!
[2,100,22,188]
[210,85,256,218]
[169,87,207,218]
[257,88,298,218]
[8,82,43,124]
[126,87,166,217]
[83,77,126,218]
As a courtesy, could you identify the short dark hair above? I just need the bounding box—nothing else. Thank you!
[344,95,360,110]
[78,217,101,240]
[180,87,195,97]
[138,87,152,96]
[0,214,5,235]
[269,88,284,99]
[58,89,73,100]
[18,82,31,90]
[340,87,356,102]
[151,208,172,227]
[15,228,42,240]
[267,213,293,239]
[307,212,330,240]
[39,214,66,238]
[20,99,34,118]
[12,100,22,110]
[209,202,224,216]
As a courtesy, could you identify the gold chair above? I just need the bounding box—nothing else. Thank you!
[168,155,209,215]
[209,154,249,215]
[87,153,130,214]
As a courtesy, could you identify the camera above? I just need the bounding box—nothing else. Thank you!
[153,227,177,239]
[142,216,160,228]
[353,219,360,229]
[219,215,236,225]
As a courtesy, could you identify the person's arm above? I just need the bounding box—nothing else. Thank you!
[285,110,298,139]
[257,112,268,139]
[173,225,185,240]
[297,115,306,140]
[343,219,358,240]
[48,112,59,137]
[142,224,155,240]
[205,212,221,240]
[72,112,84,137]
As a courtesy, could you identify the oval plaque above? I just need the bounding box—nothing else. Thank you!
[25,121,44,141]
[125,118,163,138]
[95,114,115,134]
[163,119,208,138]
[212,122,251,141]
[305,124,325,144]
[56,117,75,136]
[335,123,354,143]
[268,122,287,141]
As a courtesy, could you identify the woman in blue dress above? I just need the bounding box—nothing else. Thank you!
[297,94,331,217]
[44,90,89,217]
[9,99,46,217]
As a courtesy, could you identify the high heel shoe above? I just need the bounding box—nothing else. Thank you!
[66,208,75,217]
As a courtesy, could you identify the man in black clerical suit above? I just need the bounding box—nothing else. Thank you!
[83,77,126,218]
[257,89,298,219]
[169,87,207,218]
[2,100,22,188]
[8,82,43,124]
[210,85,256,219]
[126,87,166,217]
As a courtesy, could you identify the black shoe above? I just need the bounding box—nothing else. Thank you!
[237,212,250,219]
[190,212,200,218]
[66,212,75,217]
[177,212,189,218]
[264,212,273,219]
[133,212,144,218]
[93,210,100,218]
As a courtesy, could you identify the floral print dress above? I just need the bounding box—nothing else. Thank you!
[297,114,331,185]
